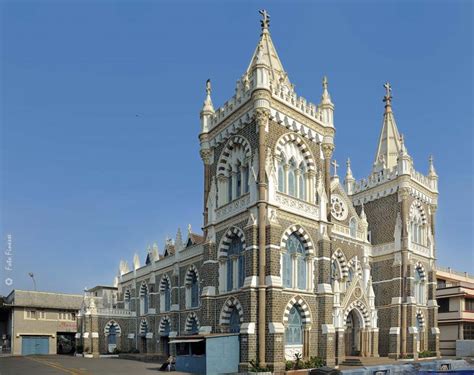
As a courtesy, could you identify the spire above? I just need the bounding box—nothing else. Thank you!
[428,155,438,177]
[201,79,214,114]
[244,10,289,88]
[321,76,333,105]
[373,82,402,173]
[344,158,355,194]
[175,227,184,252]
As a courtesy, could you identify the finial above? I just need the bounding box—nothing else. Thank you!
[383,82,392,107]
[346,157,351,168]
[323,76,328,90]
[259,9,270,32]
[188,224,192,234]
[320,75,332,105]
[428,155,437,177]
[206,79,211,96]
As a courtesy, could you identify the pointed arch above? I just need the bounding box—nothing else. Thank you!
[343,300,371,328]
[416,310,425,330]
[282,296,312,325]
[218,226,246,258]
[348,257,363,278]
[159,274,171,291]
[217,135,252,176]
[332,249,349,278]
[139,282,148,296]
[219,296,244,325]
[104,320,122,336]
[275,133,315,172]
[280,224,314,255]
[139,318,148,334]
[159,315,172,334]
[185,264,200,285]
[185,312,200,333]
[409,200,427,223]
[414,262,427,280]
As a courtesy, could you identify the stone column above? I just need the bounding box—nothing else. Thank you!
[399,187,410,357]
[335,329,345,364]
[371,329,379,357]
[321,143,334,223]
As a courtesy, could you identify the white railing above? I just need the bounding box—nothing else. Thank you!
[353,167,399,194]
[215,194,251,222]
[275,192,319,220]
[96,308,136,317]
[332,223,364,241]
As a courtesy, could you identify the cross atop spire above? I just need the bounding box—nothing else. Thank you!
[383,81,392,108]
[259,9,270,32]
[206,79,211,96]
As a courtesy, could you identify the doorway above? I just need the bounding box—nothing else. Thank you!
[345,309,362,356]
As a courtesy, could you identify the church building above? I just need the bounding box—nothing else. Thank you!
[77,11,440,371]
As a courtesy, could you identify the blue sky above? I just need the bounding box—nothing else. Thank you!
[1,1,472,295]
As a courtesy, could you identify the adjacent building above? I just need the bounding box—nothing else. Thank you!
[78,11,440,372]
[436,267,474,356]
[4,290,82,355]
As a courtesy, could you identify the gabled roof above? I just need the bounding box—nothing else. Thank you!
[186,232,205,247]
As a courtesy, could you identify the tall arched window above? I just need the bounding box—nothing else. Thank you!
[349,218,357,238]
[298,162,306,200]
[288,159,297,196]
[236,162,242,198]
[347,267,354,284]
[226,236,245,291]
[185,268,200,308]
[229,309,241,333]
[124,289,131,310]
[282,233,307,290]
[242,166,249,194]
[139,283,149,315]
[414,267,426,305]
[160,277,171,312]
[285,306,303,345]
[191,273,199,308]
[108,324,117,345]
[331,260,340,287]
[227,166,233,203]
[278,158,286,193]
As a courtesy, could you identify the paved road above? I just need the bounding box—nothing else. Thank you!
[0,355,194,375]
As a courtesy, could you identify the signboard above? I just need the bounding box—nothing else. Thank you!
[58,321,77,332]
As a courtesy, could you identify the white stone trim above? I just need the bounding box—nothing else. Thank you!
[321,324,335,334]
[240,322,256,335]
[431,327,440,335]
[269,322,285,334]
[390,327,400,335]
[266,275,282,287]
[391,297,402,304]
[317,283,333,294]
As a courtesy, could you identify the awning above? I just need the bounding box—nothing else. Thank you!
[169,339,204,344]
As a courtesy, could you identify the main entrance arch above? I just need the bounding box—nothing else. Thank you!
[345,309,364,356]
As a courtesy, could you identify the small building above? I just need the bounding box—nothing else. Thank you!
[4,290,83,355]
[436,267,474,356]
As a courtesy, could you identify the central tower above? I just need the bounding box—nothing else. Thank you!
[198,10,339,370]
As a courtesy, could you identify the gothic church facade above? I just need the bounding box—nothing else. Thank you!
[78,12,440,370]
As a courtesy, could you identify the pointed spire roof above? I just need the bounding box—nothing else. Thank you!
[345,158,354,181]
[320,76,333,106]
[201,79,214,114]
[373,82,402,173]
[245,10,290,87]
[428,155,438,177]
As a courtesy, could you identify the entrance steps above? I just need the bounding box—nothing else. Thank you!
[340,356,395,367]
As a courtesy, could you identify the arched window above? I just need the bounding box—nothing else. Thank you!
[278,159,286,193]
[282,233,307,290]
[229,309,241,333]
[348,267,354,284]
[285,307,303,345]
[160,277,171,312]
[185,268,200,309]
[108,324,117,345]
[349,218,357,238]
[124,289,131,310]
[191,273,199,308]
[139,284,149,315]
[288,159,297,197]
[190,318,199,334]
[236,162,242,198]
[226,236,245,291]
[242,166,249,194]
[227,166,233,203]
[331,260,340,286]
[414,267,426,305]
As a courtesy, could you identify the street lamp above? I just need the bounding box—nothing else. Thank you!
[28,273,37,291]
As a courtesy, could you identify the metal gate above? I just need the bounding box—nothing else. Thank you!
[21,336,49,355]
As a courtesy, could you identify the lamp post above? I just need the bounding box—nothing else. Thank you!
[28,273,37,291]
